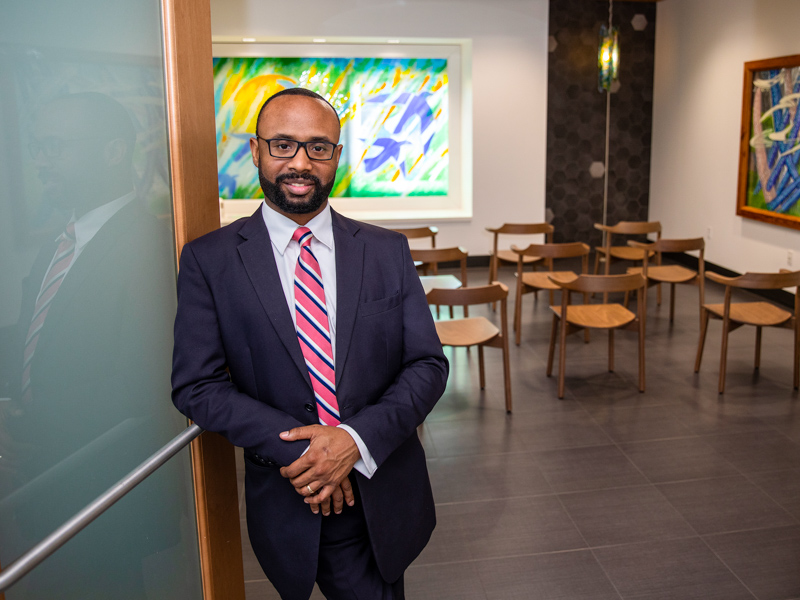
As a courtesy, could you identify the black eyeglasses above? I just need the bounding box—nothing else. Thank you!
[255,136,337,161]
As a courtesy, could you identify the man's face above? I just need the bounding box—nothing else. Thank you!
[30,101,106,212]
[249,95,342,223]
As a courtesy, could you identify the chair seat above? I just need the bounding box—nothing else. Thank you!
[628,265,697,283]
[435,317,500,346]
[598,246,654,261]
[495,249,543,265]
[521,271,577,290]
[704,302,792,327]
[551,303,636,329]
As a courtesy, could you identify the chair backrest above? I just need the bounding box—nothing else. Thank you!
[486,223,554,259]
[410,247,468,285]
[390,226,438,247]
[426,282,508,307]
[512,241,590,260]
[595,221,662,236]
[551,272,646,294]
[652,237,704,254]
[707,269,800,290]
[634,237,705,275]
[486,223,554,236]
[410,246,467,264]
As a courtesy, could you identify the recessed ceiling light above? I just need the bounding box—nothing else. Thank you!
[387,39,400,44]
[242,37,256,42]
[313,38,326,43]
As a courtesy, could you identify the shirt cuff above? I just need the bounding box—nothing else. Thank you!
[338,424,377,479]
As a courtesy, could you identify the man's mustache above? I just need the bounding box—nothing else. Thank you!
[275,173,321,186]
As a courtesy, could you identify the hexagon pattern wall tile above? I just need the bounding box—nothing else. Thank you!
[546,0,656,246]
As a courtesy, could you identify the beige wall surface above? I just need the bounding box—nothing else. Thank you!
[650,0,800,274]
[209,0,549,255]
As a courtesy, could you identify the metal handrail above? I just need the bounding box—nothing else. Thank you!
[0,423,203,593]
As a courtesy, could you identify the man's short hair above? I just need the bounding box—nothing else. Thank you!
[255,88,341,135]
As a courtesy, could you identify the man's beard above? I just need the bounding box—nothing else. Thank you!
[259,170,335,215]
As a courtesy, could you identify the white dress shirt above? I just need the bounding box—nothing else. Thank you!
[39,191,136,291]
[261,202,377,478]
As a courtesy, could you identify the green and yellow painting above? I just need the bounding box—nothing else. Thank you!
[213,56,449,199]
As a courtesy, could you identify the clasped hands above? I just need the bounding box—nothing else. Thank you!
[279,425,360,516]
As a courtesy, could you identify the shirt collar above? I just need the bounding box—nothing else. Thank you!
[71,191,137,251]
[261,201,334,256]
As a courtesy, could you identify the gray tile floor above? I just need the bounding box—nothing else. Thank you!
[238,264,800,599]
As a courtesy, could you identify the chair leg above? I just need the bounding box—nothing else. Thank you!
[719,318,730,394]
[547,314,558,377]
[755,326,762,370]
[639,316,646,392]
[502,337,512,413]
[449,305,454,319]
[656,281,662,306]
[794,320,800,389]
[695,308,709,372]
[608,328,615,372]
[514,285,523,346]
[583,292,591,343]
[558,314,569,399]
[669,283,676,322]
[478,345,486,389]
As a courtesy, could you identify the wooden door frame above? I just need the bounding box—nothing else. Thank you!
[161,0,246,598]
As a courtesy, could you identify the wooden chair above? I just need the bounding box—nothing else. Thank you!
[411,246,468,317]
[594,221,661,303]
[547,273,647,399]
[694,269,800,394]
[426,283,512,412]
[391,226,438,273]
[627,237,705,324]
[486,223,554,285]
[594,221,661,271]
[511,242,591,345]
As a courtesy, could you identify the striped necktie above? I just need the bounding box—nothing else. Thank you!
[292,227,340,426]
[21,222,77,402]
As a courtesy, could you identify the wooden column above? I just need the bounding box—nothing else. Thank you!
[160,0,245,598]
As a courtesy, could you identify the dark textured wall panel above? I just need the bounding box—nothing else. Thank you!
[547,0,656,246]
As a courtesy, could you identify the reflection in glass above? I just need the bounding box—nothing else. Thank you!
[0,3,203,598]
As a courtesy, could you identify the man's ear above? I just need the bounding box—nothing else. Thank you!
[250,136,260,166]
[104,138,127,166]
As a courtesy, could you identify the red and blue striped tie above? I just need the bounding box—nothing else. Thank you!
[293,227,340,426]
[21,222,76,402]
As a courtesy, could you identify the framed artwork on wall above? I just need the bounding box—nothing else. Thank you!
[212,36,472,224]
[737,54,800,230]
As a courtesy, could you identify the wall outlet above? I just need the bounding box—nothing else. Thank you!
[705,226,712,240]
[788,250,794,267]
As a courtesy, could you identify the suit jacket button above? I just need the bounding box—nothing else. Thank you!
[304,403,315,412]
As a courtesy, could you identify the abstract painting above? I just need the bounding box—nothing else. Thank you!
[213,56,449,200]
[737,54,800,230]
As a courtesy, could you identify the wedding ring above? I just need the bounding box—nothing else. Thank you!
[306,484,314,494]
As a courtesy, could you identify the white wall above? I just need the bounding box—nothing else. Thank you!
[209,0,549,255]
[650,0,800,273]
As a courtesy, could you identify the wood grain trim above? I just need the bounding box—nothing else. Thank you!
[160,0,244,599]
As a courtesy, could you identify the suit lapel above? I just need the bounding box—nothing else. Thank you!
[331,210,364,390]
[237,211,312,388]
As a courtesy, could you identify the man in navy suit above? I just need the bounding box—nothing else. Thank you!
[171,88,448,599]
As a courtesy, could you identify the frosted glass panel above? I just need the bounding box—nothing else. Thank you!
[0,1,203,598]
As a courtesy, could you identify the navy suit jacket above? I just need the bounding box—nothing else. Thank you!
[171,208,448,597]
